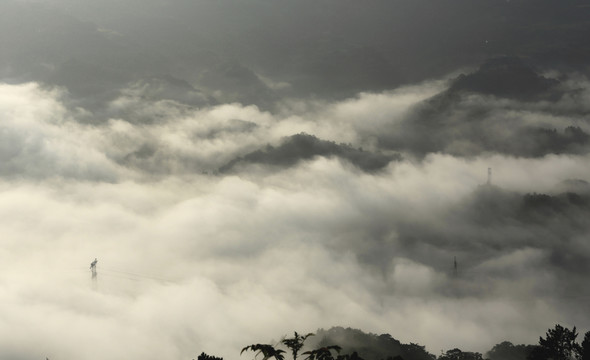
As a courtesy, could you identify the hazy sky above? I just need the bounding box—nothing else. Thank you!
[1,1,590,360]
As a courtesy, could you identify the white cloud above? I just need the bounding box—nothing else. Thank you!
[0,81,588,359]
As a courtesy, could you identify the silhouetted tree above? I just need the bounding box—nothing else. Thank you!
[303,346,342,360]
[527,324,581,360]
[581,332,590,360]
[197,352,223,360]
[438,348,483,360]
[486,341,535,360]
[282,332,315,360]
[401,343,436,360]
[242,344,286,360]
[336,351,365,360]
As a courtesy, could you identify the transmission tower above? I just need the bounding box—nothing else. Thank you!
[90,258,98,287]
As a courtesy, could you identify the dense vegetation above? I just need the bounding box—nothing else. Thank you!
[197,325,590,360]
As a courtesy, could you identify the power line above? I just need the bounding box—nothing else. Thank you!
[99,267,177,284]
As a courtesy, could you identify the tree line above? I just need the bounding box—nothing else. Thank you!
[196,324,590,360]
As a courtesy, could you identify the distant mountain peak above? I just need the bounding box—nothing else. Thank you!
[449,56,558,100]
[219,133,400,173]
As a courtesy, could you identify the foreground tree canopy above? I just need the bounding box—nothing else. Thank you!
[197,325,590,360]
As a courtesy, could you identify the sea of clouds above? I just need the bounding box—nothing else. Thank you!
[0,78,589,360]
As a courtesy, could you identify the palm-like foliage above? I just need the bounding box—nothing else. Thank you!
[282,332,315,360]
[242,344,286,360]
[303,346,342,360]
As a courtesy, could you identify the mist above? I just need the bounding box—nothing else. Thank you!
[1,0,590,359]
[0,76,589,359]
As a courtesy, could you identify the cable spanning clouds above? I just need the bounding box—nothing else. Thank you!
[0,71,589,360]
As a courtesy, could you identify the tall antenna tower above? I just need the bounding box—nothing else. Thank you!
[90,258,98,288]
[487,167,492,185]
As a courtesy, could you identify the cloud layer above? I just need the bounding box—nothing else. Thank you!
[0,78,589,360]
